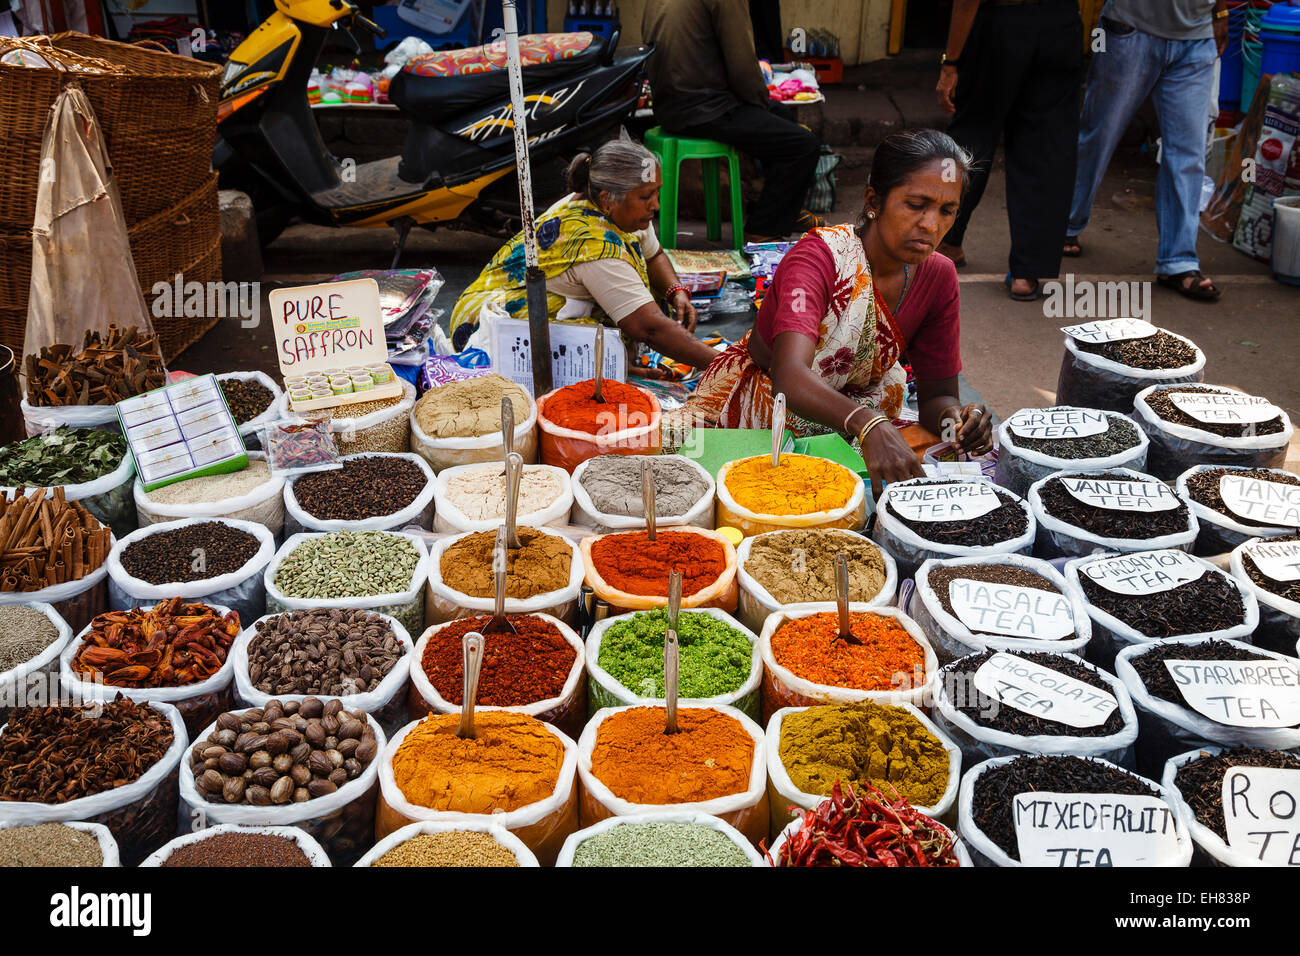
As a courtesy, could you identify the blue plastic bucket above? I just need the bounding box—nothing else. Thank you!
[1220,2,1248,110]
[1260,3,1300,78]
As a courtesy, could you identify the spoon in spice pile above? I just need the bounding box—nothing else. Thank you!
[483,526,518,636]
[771,391,786,468]
[457,631,484,739]
[667,569,682,635]
[664,625,680,735]
[504,451,523,549]
[499,396,514,476]
[592,325,606,403]
[834,552,862,645]
[642,459,657,542]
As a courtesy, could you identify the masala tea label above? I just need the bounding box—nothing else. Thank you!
[1168,391,1282,425]
[947,579,1075,640]
[1061,319,1158,344]
[1162,658,1300,728]
[1079,549,1205,597]
[1219,475,1300,527]
[889,482,1001,522]
[972,652,1118,728]
[1221,766,1300,865]
[1243,539,1300,583]
[1012,791,1181,866]
[1059,477,1182,513]
[1007,408,1110,441]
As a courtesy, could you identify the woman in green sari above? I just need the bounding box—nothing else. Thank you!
[449,140,719,370]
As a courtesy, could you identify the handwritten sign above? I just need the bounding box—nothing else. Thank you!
[1168,391,1282,425]
[973,652,1118,728]
[889,482,1001,522]
[269,278,386,373]
[1007,408,1110,441]
[1222,767,1300,865]
[1219,475,1300,527]
[1061,319,1157,344]
[1079,550,1205,597]
[1013,792,1181,866]
[1059,477,1181,513]
[947,579,1075,640]
[1162,658,1300,728]
[1243,539,1300,583]
[490,318,625,396]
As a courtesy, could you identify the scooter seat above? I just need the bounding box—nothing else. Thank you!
[390,32,606,126]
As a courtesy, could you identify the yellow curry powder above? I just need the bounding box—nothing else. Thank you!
[725,454,856,515]
[391,712,564,813]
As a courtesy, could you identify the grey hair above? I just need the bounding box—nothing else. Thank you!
[566,139,660,204]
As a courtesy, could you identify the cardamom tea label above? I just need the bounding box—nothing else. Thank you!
[1243,539,1300,582]
[1013,792,1181,866]
[1080,549,1205,596]
[1221,767,1300,865]
[1219,475,1300,527]
[1061,318,1157,343]
[973,652,1117,728]
[1168,391,1281,425]
[947,579,1075,640]
[889,482,1000,522]
[1162,658,1300,728]
[1060,477,1181,512]
[1007,408,1109,440]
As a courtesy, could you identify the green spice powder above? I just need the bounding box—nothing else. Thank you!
[572,823,751,867]
[597,608,753,699]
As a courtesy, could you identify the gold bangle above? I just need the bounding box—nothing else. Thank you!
[856,414,889,447]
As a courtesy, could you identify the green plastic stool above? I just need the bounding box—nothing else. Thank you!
[644,126,745,250]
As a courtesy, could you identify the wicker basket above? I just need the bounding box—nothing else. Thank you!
[0,33,220,228]
[149,236,223,362]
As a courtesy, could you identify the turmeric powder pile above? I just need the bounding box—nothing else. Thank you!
[724,454,856,515]
[391,712,564,813]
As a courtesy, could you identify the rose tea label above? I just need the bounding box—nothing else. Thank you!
[1008,408,1109,440]
[972,652,1118,728]
[1168,391,1282,425]
[1243,539,1300,582]
[889,482,1001,522]
[1013,792,1181,866]
[1221,767,1300,865]
[1059,477,1181,512]
[1079,550,1205,596]
[1061,319,1157,344]
[1163,658,1300,728]
[1219,475,1300,527]
[947,579,1075,640]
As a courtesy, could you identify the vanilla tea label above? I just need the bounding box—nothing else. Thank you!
[1008,408,1109,441]
[948,579,1075,640]
[1013,792,1181,867]
[1060,477,1181,513]
[1242,539,1300,583]
[1079,550,1205,596]
[1219,475,1300,527]
[889,482,1001,522]
[973,652,1118,728]
[1221,767,1300,865]
[1061,319,1157,344]
[1168,391,1281,425]
[1163,658,1300,728]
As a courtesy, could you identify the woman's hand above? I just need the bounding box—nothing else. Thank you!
[862,421,925,499]
[936,64,958,115]
[947,402,993,454]
[668,289,699,332]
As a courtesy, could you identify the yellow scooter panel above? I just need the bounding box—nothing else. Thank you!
[273,0,353,29]
[229,11,300,78]
[343,168,514,228]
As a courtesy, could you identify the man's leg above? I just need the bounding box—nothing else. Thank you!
[679,102,820,237]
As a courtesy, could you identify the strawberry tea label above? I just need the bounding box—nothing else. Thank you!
[1163,658,1300,728]
[1059,477,1181,512]
[1168,391,1282,425]
[889,482,1001,522]
[1221,767,1300,866]
[1079,549,1205,596]
[1061,319,1157,344]
[972,652,1118,728]
[947,579,1075,640]
[1013,792,1181,866]
[1007,408,1110,441]
[1243,539,1300,582]
[1219,475,1300,527]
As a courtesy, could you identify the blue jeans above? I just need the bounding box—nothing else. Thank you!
[1067,26,1217,275]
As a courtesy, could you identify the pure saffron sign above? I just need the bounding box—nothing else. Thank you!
[270,278,386,372]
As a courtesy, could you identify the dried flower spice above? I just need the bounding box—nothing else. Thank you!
[72,598,241,688]
[1172,747,1300,840]
[770,611,925,691]
[1074,330,1198,370]
[24,325,166,407]
[0,488,112,591]
[0,427,127,487]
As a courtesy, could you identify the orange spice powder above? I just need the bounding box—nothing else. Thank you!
[770,612,925,691]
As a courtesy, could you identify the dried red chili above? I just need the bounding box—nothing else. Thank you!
[422,615,576,706]
[72,598,240,688]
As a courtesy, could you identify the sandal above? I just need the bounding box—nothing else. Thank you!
[1005,273,1043,301]
[1063,236,1082,257]
[1157,270,1221,301]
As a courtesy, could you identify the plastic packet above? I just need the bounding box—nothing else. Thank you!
[261,419,343,477]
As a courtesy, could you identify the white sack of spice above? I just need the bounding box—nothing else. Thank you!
[1056,322,1205,413]
[134,454,287,536]
[432,462,573,534]
[0,602,74,706]
[995,405,1149,497]
[0,820,121,867]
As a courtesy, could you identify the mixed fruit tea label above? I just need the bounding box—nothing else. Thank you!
[1059,477,1181,513]
[1007,408,1110,441]
[889,482,1001,522]
[947,579,1075,640]
[1012,791,1181,866]
[1079,549,1205,596]
[1219,475,1300,527]
[1162,658,1300,728]
[972,652,1117,728]
[1221,767,1300,866]
[1060,318,1158,344]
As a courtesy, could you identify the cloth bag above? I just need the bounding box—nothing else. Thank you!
[215,372,283,450]
[1230,538,1300,655]
[736,529,898,634]
[0,601,72,713]
[956,754,1194,867]
[765,703,963,838]
[1176,464,1300,557]
[0,820,119,867]
[1132,383,1294,480]
[570,455,715,533]
[579,528,740,616]
[1055,329,1205,413]
[757,603,938,723]
[134,453,287,538]
[910,554,1092,663]
[374,716,579,866]
[431,462,572,534]
[2,452,138,540]
[576,703,770,848]
[1027,466,1199,559]
[715,455,867,537]
[283,453,436,536]
[555,810,763,866]
[140,824,332,867]
[231,610,415,735]
[355,819,540,867]
[994,406,1150,497]
[106,517,275,626]
[407,612,587,741]
[535,386,661,474]
[409,386,538,473]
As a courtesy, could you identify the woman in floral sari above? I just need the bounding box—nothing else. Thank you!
[682,129,993,496]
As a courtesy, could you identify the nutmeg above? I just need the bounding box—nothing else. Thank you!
[244,708,265,723]
[252,766,280,789]
[282,699,300,715]
[328,767,348,787]
[323,698,343,718]
[305,724,327,749]
[354,739,378,763]
[292,787,311,803]
[222,777,246,803]
[307,778,337,798]
[299,697,324,718]
[246,785,272,806]
[337,738,359,758]
[290,764,312,786]
[343,757,362,779]
[270,776,295,804]
[214,729,238,748]
[308,751,334,777]
[218,752,247,776]
[320,714,340,736]
[249,750,273,770]
[272,753,294,774]
[325,749,344,769]
[238,733,269,754]
[265,731,290,756]
[198,769,224,794]
[201,744,228,760]
[337,718,364,740]
[290,741,312,764]
[216,712,242,732]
